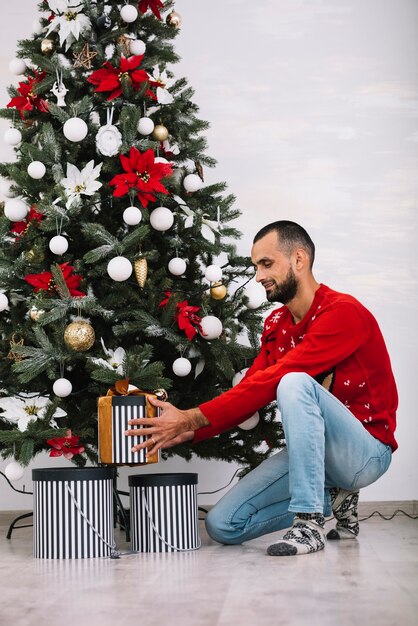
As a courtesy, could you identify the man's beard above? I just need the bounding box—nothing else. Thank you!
[265,267,298,304]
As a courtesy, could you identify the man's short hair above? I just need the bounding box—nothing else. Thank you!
[253,220,315,268]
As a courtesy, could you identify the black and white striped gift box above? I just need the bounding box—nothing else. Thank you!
[32,467,115,559]
[129,473,200,552]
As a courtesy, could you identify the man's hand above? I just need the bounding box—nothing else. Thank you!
[124,397,209,457]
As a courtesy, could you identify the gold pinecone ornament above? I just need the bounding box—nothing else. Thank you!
[64,320,95,352]
[134,256,148,288]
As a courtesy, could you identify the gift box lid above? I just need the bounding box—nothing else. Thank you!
[32,467,115,482]
[128,472,198,487]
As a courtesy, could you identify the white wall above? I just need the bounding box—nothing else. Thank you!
[1,1,417,510]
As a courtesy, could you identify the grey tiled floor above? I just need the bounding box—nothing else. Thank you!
[0,511,417,626]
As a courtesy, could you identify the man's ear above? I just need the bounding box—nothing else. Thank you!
[294,248,309,270]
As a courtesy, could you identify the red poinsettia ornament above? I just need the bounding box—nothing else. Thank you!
[24,262,86,297]
[138,0,164,20]
[11,206,44,238]
[158,289,172,308]
[7,71,48,119]
[47,429,85,460]
[109,147,173,208]
[176,300,203,340]
[87,55,155,101]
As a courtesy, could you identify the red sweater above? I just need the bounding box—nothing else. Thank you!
[196,284,398,450]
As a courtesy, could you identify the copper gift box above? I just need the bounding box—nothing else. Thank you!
[98,392,159,466]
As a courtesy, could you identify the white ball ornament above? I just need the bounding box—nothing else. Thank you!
[0,179,14,197]
[27,161,46,179]
[238,411,260,430]
[0,293,9,311]
[244,284,265,309]
[204,264,222,282]
[168,257,187,276]
[130,39,146,55]
[4,198,29,221]
[149,207,174,231]
[154,157,169,164]
[63,117,88,142]
[123,206,142,225]
[137,117,155,136]
[172,357,192,377]
[9,58,27,75]
[53,377,73,398]
[4,462,24,482]
[107,256,133,281]
[232,368,249,387]
[49,235,68,255]
[120,4,138,22]
[183,174,202,193]
[4,128,22,146]
[200,315,223,340]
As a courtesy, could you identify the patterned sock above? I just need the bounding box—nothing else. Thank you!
[327,488,359,540]
[267,513,326,557]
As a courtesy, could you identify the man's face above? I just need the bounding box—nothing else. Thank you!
[251,231,299,304]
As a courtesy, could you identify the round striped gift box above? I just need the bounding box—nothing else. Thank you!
[129,473,200,552]
[32,467,115,559]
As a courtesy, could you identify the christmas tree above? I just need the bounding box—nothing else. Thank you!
[0,0,283,476]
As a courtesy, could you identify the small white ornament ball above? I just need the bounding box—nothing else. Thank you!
[168,257,187,276]
[123,206,142,225]
[232,368,249,387]
[149,206,174,231]
[63,117,88,142]
[27,161,46,179]
[4,128,22,146]
[120,4,138,22]
[244,284,265,309]
[0,293,9,311]
[9,58,27,75]
[4,461,24,482]
[238,411,260,430]
[172,357,192,377]
[107,256,133,281]
[200,315,223,340]
[183,173,202,193]
[49,235,68,255]
[0,179,14,197]
[4,198,29,221]
[130,38,146,55]
[53,377,73,398]
[205,264,222,283]
[137,117,155,135]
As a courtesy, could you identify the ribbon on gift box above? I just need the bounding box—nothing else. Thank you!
[98,379,159,465]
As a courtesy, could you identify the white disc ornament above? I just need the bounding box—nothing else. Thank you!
[63,117,88,142]
[244,284,265,309]
[49,235,68,255]
[183,174,202,193]
[168,257,187,276]
[200,315,223,340]
[204,264,222,282]
[0,293,9,311]
[0,179,14,198]
[4,462,24,482]
[172,357,192,377]
[123,206,142,225]
[96,123,122,157]
[27,161,46,179]
[4,198,29,221]
[137,117,154,136]
[53,377,72,398]
[9,58,27,75]
[149,207,174,231]
[130,39,146,55]
[4,128,22,146]
[107,256,133,281]
[238,411,260,430]
[120,4,138,22]
[232,368,249,387]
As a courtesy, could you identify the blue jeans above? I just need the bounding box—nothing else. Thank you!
[205,372,392,545]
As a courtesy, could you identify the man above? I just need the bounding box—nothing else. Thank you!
[125,221,398,556]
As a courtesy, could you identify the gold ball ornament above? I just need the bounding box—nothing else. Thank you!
[41,38,55,55]
[29,306,45,321]
[210,282,227,300]
[166,11,182,28]
[152,124,169,142]
[27,247,45,265]
[64,320,95,352]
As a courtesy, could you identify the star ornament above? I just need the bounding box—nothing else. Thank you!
[109,147,173,208]
[73,43,98,70]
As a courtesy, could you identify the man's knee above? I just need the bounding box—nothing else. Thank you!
[205,506,244,545]
[277,372,312,409]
